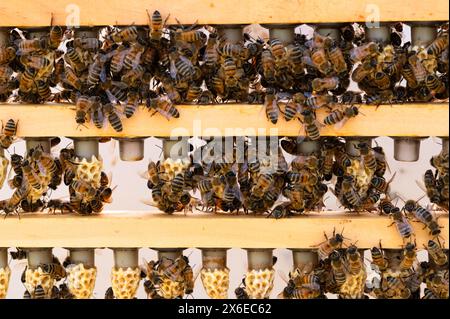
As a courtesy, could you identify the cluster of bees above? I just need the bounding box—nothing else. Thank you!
[1,19,448,135]
[350,24,449,104]
[424,149,449,211]
[10,248,75,299]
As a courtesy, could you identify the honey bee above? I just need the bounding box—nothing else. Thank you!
[102,103,123,132]
[261,49,275,82]
[18,67,37,93]
[70,180,97,201]
[312,76,339,92]
[427,34,449,56]
[110,26,139,43]
[399,242,417,271]
[389,207,414,243]
[300,109,321,141]
[314,228,346,260]
[36,80,51,101]
[146,10,166,41]
[252,173,273,198]
[311,47,332,74]
[0,47,16,65]
[346,245,363,275]
[373,71,391,90]
[10,247,27,260]
[87,54,107,87]
[370,241,388,272]
[58,283,74,299]
[147,96,180,120]
[104,287,115,299]
[426,239,448,266]
[351,59,376,83]
[15,38,48,55]
[46,199,74,214]
[407,54,427,83]
[371,173,396,194]
[64,66,83,91]
[1,119,18,138]
[425,74,448,98]
[402,200,441,236]
[422,288,439,299]
[330,250,347,287]
[341,175,361,208]
[305,94,336,109]
[33,285,46,299]
[327,41,347,74]
[323,105,359,127]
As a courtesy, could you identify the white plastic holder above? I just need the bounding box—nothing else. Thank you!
[113,248,138,269]
[290,249,319,272]
[298,139,320,156]
[69,248,95,268]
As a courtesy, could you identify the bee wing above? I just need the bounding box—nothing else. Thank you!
[105,89,118,104]
[139,170,150,180]
[169,60,177,78]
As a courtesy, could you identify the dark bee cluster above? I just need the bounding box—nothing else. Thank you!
[0,24,64,103]
[277,231,448,299]
[425,149,449,211]
[1,20,448,136]
[59,146,113,215]
[1,141,62,216]
[144,137,389,216]
[352,24,449,104]
[0,139,113,216]
[329,138,390,211]
[278,235,369,299]
[367,239,448,299]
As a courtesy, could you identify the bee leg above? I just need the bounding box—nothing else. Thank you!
[387,222,395,228]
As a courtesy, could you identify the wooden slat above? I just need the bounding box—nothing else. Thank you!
[0,0,447,27]
[0,211,447,248]
[1,103,448,137]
